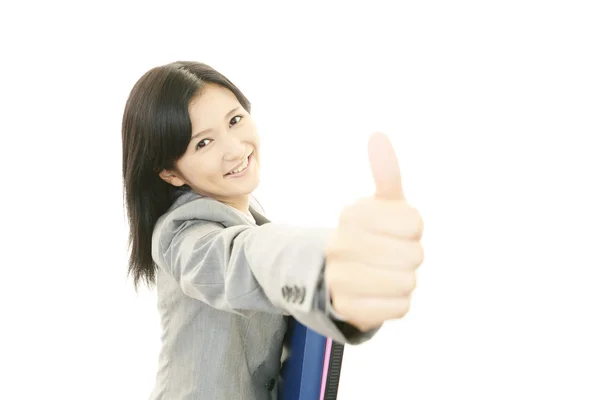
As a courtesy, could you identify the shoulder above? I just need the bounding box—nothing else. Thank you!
[152,192,261,255]
[154,197,226,239]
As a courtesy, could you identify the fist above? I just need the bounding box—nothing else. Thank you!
[324,132,424,332]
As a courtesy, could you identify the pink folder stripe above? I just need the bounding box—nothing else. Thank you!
[319,338,333,400]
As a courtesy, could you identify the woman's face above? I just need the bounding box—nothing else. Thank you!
[160,84,260,211]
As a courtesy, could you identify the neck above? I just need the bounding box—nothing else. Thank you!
[190,187,251,215]
[221,195,251,215]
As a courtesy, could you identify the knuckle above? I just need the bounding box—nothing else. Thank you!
[412,209,424,237]
[401,205,423,236]
[395,298,411,318]
[402,273,417,293]
[413,242,425,266]
[396,203,423,238]
[332,295,353,317]
[325,263,343,286]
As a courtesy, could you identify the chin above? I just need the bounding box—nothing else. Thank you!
[224,179,259,197]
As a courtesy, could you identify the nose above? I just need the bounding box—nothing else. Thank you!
[222,136,246,161]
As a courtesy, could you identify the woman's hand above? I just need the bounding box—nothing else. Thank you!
[325,132,424,332]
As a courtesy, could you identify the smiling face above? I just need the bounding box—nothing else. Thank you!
[159,84,261,213]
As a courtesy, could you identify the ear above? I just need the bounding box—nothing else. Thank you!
[159,169,187,187]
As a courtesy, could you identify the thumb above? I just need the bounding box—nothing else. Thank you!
[368,132,404,200]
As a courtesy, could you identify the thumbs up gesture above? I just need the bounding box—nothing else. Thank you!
[324,133,424,332]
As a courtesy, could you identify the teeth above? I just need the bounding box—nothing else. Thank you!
[229,156,249,174]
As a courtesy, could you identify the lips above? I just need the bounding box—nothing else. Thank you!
[225,152,252,176]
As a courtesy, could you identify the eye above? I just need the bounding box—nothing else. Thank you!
[196,138,211,150]
[229,115,243,127]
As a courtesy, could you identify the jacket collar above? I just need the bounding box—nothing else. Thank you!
[170,188,271,226]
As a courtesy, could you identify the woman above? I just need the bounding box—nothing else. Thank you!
[122,61,424,399]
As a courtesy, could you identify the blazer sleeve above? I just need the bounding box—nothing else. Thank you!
[153,219,379,345]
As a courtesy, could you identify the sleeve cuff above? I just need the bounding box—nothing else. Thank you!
[312,262,381,344]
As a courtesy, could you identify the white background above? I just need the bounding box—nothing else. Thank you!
[1,1,599,399]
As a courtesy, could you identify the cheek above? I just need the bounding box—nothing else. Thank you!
[175,157,193,178]
[243,120,259,140]
[185,155,224,183]
[249,132,260,152]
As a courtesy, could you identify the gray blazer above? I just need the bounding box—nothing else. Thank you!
[148,189,378,400]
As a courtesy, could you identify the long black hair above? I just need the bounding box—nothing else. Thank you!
[121,61,251,289]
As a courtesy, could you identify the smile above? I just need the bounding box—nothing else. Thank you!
[225,152,253,178]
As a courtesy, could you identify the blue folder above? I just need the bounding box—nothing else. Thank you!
[279,318,344,400]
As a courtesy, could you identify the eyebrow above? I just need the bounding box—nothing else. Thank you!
[190,106,243,141]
